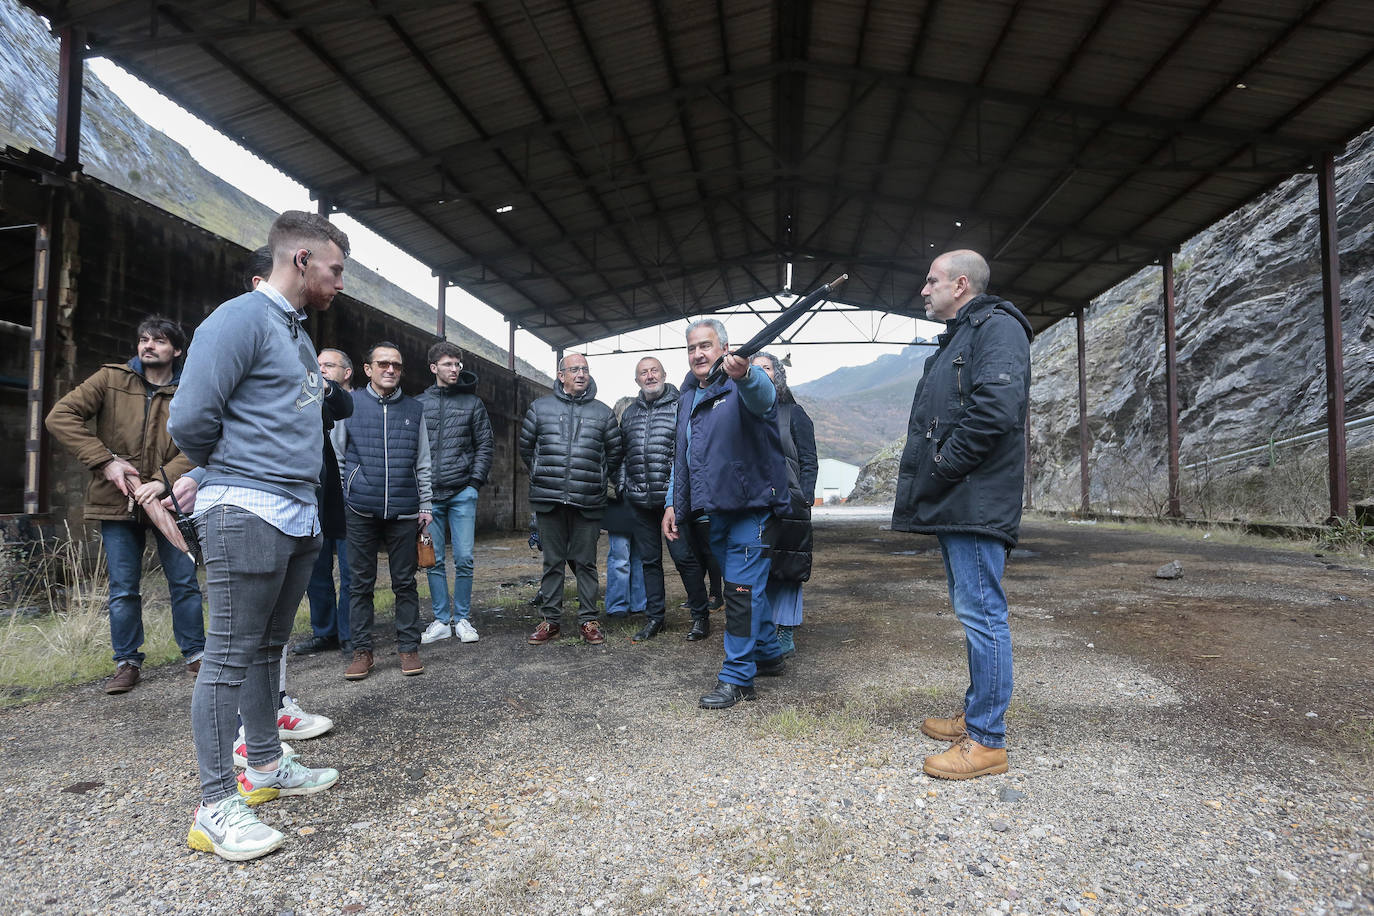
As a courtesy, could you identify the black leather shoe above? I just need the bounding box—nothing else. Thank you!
[685,618,711,641]
[631,619,664,642]
[699,680,755,709]
[292,635,339,655]
[756,657,786,677]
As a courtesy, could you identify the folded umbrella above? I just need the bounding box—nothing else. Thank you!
[703,273,847,387]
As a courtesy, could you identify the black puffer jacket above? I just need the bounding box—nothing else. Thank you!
[768,399,817,582]
[519,377,624,511]
[892,294,1033,547]
[619,384,679,510]
[418,371,494,501]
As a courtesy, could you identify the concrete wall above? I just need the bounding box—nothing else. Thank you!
[35,176,546,535]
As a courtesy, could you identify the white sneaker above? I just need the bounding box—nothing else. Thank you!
[233,726,294,768]
[236,753,340,806]
[187,795,285,861]
[277,696,333,739]
[420,619,452,644]
[456,618,479,643]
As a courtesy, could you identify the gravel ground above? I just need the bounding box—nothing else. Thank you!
[0,512,1370,915]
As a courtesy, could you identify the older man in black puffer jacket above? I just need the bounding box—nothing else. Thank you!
[519,353,624,645]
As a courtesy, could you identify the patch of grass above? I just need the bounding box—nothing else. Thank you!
[757,701,873,745]
[746,815,857,874]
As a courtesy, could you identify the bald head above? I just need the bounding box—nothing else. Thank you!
[922,249,990,321]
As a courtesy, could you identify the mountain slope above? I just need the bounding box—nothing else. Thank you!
[793,344,931,465]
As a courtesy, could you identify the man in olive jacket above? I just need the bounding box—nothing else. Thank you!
[519,353,623,646]
[45,316,205,694]
[892,249,1032,781]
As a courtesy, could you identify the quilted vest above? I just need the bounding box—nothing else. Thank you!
[344,386,424,519]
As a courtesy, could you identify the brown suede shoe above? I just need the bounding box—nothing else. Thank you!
[579,620,605,645]
[344,649,374,680]
[921,712,966,742]
[105,662,140,695]
[399,651,424,676]
[186,659,201,678]
[923,736,1009,780]
[527,621,560,645]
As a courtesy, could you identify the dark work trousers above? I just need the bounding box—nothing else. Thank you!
[668,515,718,618]
[346,507,423,654]
[628,504,668,624]
[535,504,602,624]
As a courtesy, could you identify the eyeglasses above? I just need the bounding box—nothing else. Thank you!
[560,366,590,375]
[372,360,403,370]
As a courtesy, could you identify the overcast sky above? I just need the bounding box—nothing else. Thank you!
[88,59,944,405]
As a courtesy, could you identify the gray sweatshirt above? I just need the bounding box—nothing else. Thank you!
[168,290,325,504]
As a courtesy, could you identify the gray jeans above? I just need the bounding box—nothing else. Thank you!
[191,506,321,803]
[535,505,601,624]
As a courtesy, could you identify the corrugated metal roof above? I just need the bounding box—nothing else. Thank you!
[26,0,1374,347]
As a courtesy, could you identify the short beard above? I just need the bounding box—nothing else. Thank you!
[640,381,666,401]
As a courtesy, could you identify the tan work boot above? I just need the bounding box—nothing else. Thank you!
[920,712,966,742]
[344,649,374,681]
[923,736,1008,780]
[399,651,424,676]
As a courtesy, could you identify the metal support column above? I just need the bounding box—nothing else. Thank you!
[25,218,53,514]
[555,347,564,372]
[1076,309,1090,515]
[436,275,447,338]
[1023,408,1033,511]
[1162,254,1182,518]
[508,319,516,371]
[1317,152,1349,521]
[55,28,84,172]
[316,196,331,218]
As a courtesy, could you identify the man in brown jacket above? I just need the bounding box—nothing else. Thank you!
[46,316,206,694]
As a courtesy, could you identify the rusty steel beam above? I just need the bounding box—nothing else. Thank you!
[25,219,52,514]
[1317,152,1349,521]
[508,319,516,372]
[55,27,84,171]
[1162,255,1182,518]
[1076,308,1090,515]
[436,275,447,339]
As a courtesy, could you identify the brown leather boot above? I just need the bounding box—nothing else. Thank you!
[921,712,966,742]
[923,736,1009,780]
[105,663,140,695]
[527,621,560,645]
[344,649,374,681]
[399,651,424,676]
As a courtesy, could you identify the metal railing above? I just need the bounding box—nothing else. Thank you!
[1182,413,1374,471]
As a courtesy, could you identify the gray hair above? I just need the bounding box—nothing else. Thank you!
[753,350,792,403]
[319,348,352,372]
[685,318,727,348]
[941,249,990,295]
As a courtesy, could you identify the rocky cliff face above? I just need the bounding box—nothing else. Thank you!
[850,127,1374,518]
[0,0,548,381]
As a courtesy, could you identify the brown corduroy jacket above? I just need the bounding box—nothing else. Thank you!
[45,360,194,522]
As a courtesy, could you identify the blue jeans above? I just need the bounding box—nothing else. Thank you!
[604,533,646,615]
[101,519,205,666]
[191,506,321,803]
[427,487,478,623]
[938,533,1013,749]
[708,509,782,686]
[305,537,350,643]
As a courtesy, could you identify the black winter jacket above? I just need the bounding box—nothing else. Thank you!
[519,378,624,512]
[418,371,494,500]
[318,380,353,540]
[619,384,679,510]
[769,399,818,582]
[892,294,1033,547]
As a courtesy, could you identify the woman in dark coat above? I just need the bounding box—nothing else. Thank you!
[752,352,817,658]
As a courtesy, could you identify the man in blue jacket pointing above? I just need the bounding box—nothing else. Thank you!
[663,318,789,709]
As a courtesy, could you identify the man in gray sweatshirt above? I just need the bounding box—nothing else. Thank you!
[169,211,348,862]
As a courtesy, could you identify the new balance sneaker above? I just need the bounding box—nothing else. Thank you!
[187,795,285,861]
[420,619,452,644]
[232,726,295,768]
[277,696,333,740]
[236,753,340,806]
[456,618,479,643]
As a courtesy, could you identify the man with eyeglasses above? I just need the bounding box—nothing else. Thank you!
[519,353,623,645]
[339,342,434,680]
[417,341,493,645]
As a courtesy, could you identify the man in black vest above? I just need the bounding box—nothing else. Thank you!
[520,353,624,646]
[340,342,433,680]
